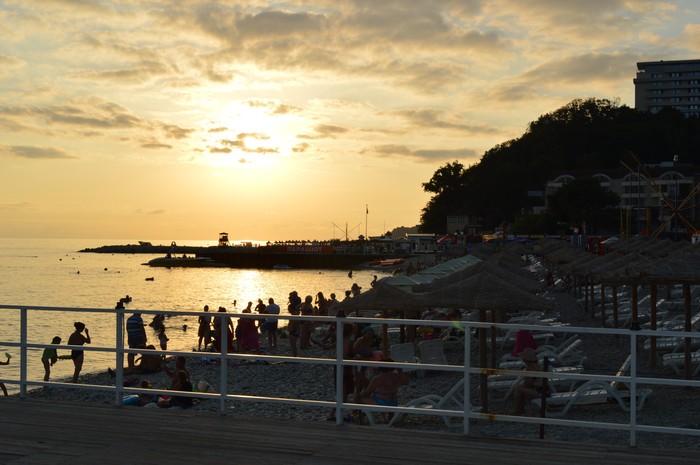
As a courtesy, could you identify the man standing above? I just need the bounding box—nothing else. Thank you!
[126,311,147,368]
[327,293,340,317]
[264,298,281,348]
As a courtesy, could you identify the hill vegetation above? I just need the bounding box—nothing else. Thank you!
[419,98,700,235]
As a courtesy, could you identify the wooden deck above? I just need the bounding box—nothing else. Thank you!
[1,399,699,465]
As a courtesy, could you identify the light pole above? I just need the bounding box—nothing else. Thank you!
[673,155,679,241]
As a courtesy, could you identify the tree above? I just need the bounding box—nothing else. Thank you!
[546,177,620,234]
[419,161,468,233]
[418,97,700,234]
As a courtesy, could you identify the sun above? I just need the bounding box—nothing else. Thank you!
[199,99,304,169]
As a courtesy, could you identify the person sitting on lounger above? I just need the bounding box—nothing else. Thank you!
[513,347,545,415]
[359,358,409,421]
[511,329,537,356]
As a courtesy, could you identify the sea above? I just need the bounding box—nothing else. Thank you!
[0,238,382,393]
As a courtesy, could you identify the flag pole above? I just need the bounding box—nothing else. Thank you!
[365,204,368,239]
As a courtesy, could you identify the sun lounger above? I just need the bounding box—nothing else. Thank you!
[416,339,448,376]
[389,343,419,376]
[487,365,583,401]
[367,378,479,428]
[499,339,586,370]
[662,348,700,376]
[495,330,555,351]
[531,380,652,417]
[642,312,700,352]
[642,336,700,353]
[531,354,651,417]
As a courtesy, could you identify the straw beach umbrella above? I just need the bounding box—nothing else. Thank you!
[413,271,554,412]
[413,271,554,313]
[335,283,423,355]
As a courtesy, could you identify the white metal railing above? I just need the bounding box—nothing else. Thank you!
[1,304,700,447]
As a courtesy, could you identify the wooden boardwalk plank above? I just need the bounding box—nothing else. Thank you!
[1,399,699,465]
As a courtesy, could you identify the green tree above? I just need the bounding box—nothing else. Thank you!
[419,161,468,233]
[546,177,620,234]
[418,97,700,234]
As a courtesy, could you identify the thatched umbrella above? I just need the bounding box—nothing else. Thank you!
[413,271,554,313]
[413,271,555,412]
[335,282,421,313]
[413,260,543,294]
[335,283,423,355]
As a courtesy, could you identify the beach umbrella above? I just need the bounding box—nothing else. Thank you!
[335,283,424,355]
[335,282,421,313]
[413,270,555,410]
[413,271,554,313]
[413,260,542,294]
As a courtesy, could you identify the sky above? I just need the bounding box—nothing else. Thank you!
[1,1,699,242]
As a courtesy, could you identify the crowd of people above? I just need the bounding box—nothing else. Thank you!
[37,277,420,412]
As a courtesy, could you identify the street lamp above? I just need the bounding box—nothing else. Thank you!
[673,155,679,241]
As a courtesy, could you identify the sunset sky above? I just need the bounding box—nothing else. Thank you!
[1,1,699,242]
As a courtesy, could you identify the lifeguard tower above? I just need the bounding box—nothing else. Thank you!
[218,232,231,247]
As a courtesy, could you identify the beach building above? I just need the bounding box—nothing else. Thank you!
[544,161,700,238]
[405,233,438,253]
[634,59,700,117]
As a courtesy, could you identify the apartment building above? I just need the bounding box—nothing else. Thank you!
[634,59,700,117]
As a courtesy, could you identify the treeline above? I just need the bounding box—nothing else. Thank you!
[419,98,700,235]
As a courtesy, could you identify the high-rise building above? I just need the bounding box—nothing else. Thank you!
[634,59,700,117]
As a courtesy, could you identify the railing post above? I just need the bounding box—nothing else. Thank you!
[630,326,638,447]
[115,309,124,406]
[219,313,228,415]
[20,307,27,399]
[463,320,471,436]
[334,315,344,425]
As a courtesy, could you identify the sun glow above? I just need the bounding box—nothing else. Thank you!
[199,99,305,169]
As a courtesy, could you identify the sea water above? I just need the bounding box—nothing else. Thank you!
[0,238,381,393]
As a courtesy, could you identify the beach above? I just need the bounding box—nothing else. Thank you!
[20,282,700,451]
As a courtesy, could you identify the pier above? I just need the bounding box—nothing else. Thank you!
[2,399,699,465]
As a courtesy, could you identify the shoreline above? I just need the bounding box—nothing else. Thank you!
[10,252,700,451]
[18,289,700,451]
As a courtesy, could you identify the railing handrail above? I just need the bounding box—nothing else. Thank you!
[1,304,700,448]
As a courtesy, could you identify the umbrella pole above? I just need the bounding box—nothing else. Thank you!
[382,310,389,357]
[490,310,498,368]
[479,308,488,413]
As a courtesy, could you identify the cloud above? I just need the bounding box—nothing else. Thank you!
[0,201,32,211]
[2,145,77,159]
[479,52,640,104]
[211,132,278,154]
[135,208,166,215]
[292,142,310,153]
[388,109,503,135]
[298,124,349,140]
[364,144,477,163]
[140,140,173,150]
[0,100,194,154]
[184,3,508,92]
[243,99,302,115]
[680,24,700,51]
[0,54,25,77]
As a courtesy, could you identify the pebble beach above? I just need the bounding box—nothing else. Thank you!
[17,255,700,452]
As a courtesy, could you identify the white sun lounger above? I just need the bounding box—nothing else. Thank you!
[531,380,652,417]
[662,348,700,376]
[366,378,479,428]
[487,365,583,401]
[531,354,651,417]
